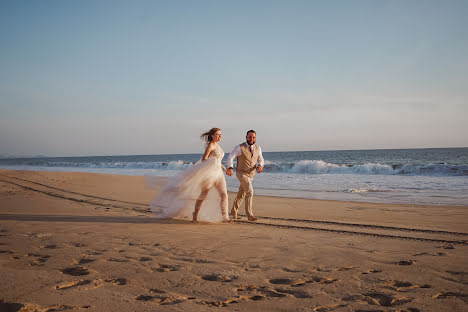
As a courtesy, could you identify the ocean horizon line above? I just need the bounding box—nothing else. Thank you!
[1,146,467,160]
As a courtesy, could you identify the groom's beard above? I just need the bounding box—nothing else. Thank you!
[247,140,255,145]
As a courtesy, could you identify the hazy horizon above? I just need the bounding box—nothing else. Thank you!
[1,1,467,157]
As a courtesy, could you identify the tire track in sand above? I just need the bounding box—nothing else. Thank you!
[234,216,468,245]
[0,174,149,213]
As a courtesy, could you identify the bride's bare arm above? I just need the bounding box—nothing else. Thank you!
[201,143,215,160]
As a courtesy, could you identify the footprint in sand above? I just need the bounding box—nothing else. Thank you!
[106,277,127,285]
[60,266,89,276]
[202,272,238,282]
[308,277,339,285]
[396,260,416,265]
[154,264,181,272]
[40,244,57,249]
[135,295,153,301]
[84,250,102,256]
[268,278,295,285]
[236,285,285,298]
[412,252,446,257]
[311,304,348,311]
[55,277,126,290]
[68,242,87,247]
[361,269,382,275]
[150,288,166,294]
[344,292,413,307]
[0,301,25,311]
[337,266,359,271]
[432,292,468,301]
[384,280,431,291]
[236,285,260,292]
[139,257,152,262]
[257,288,287,298]
[135,293,192,305]
[274,288,312,298]
[107,258,130,263]
[128,242,142,246]
[315,267,332,272]
[282,267,304,273]
[26,253,50,266]
[74,258,94,265]
[55,280,92,290]
[171,257,214,264]
[269,277,338,287]
[204,294,264,307]
[1,302,75,311]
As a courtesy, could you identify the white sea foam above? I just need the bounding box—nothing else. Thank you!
[262,160,467,176]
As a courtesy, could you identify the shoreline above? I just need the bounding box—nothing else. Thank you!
[1,167,467,207]
[1,169,467,311]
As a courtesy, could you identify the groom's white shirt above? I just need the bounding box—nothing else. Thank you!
[226,142,265,169]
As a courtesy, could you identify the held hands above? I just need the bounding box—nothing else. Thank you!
[226,167,262,175]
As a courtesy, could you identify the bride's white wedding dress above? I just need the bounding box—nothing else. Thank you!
[148,144,229,222]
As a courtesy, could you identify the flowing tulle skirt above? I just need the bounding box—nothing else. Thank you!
[146,157,229,222]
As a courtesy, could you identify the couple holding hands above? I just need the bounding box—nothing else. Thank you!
[150,128,264,223]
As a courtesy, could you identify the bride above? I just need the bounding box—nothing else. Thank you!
[149,128,232,223]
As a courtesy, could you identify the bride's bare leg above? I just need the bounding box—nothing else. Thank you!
[215,180,231,223]
[193,200,203,222]
[193,189,209,222]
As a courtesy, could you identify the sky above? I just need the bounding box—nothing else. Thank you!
[1,0,467,157]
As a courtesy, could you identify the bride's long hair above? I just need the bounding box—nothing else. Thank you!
[200,128,221,143]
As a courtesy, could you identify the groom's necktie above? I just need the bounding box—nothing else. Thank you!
[249,145,254,157]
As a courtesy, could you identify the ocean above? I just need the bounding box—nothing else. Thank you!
[1,148,467,206]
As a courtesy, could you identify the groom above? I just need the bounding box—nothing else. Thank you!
[226,130,264,221]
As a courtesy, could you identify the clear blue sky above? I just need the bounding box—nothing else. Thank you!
[1,0,467,156]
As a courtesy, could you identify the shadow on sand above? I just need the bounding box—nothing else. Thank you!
[0,214,205,225]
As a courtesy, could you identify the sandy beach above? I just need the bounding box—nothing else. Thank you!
[0,169,467,311]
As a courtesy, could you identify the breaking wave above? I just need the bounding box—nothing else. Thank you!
[1,158,467,176]
[262,160,468,176]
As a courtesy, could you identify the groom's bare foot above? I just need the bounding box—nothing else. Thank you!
[222,219,233,223]
[231,211,241,220]
[248,216,258,221]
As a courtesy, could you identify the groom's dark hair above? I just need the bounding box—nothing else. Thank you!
[246,130,256,135]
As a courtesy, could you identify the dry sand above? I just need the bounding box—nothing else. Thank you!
[0,169,467,311]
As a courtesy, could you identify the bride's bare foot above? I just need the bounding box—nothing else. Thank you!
[248,216,258,221]
[192,212,198,223]
[222,219,233,223]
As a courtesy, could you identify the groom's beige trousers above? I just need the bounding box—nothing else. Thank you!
[231,172,254,217]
